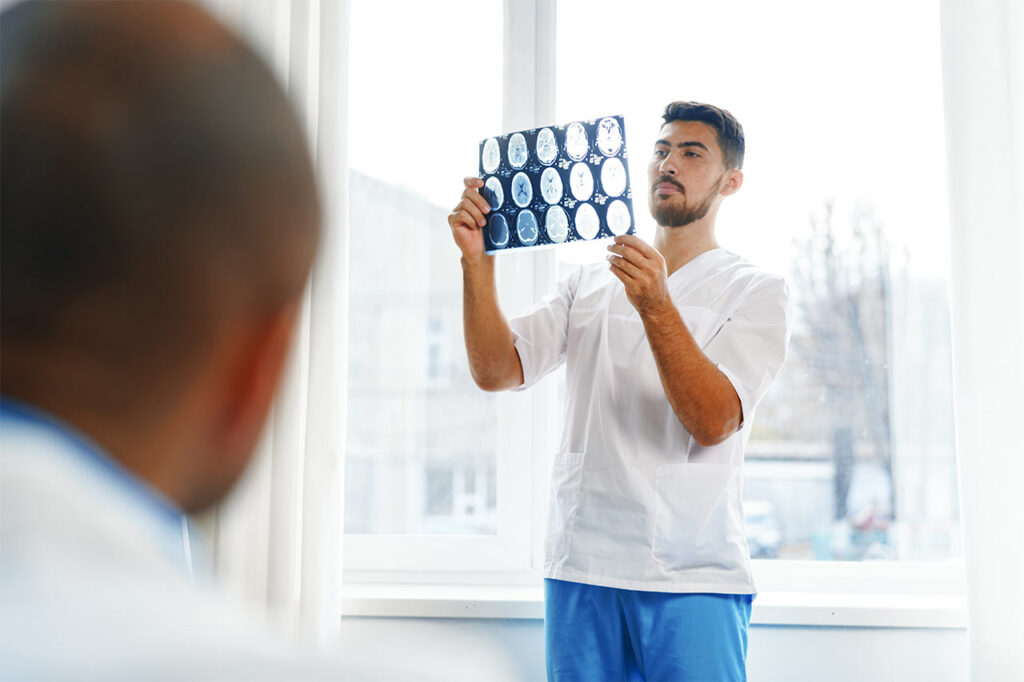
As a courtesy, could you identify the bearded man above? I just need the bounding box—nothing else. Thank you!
[448,101,790,681]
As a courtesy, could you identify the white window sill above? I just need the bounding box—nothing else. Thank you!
[341,584,966,628]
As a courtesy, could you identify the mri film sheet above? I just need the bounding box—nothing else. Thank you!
[478,115,636,254]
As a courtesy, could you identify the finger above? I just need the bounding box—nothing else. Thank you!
[458,200,487,228]
[462,186,492,215]
[608,261,629,285]
[608,253,642,279]
[449,208,482,232]
[606,243,647,268]
[614,234,658,259]
[608,239,648,263]
[464,176,484,189]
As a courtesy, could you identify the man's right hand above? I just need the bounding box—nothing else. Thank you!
[448,178,524,391]
[447,177,491,262]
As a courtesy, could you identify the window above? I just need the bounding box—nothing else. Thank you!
[345,1,534,572]
[344,1,503,537]
[555,0,960,564]
[345,0,962,585]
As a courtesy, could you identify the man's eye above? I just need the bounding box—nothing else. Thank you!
[685,151,701,158]
[654,150,667,157]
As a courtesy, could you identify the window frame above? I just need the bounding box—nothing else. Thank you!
[344,0,556,575]
[342,0,967,610]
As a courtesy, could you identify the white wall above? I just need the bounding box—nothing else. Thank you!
[339,617,968,682]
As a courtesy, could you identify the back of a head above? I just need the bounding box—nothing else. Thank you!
[1,2,320,434]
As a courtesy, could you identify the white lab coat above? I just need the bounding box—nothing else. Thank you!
[511,248,790,594]
[0,405,374,681]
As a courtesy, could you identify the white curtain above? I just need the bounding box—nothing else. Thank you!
[196,0,351,648]
[941,1,1024,680]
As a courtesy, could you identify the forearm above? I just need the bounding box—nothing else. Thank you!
[461,256,524,391]
[641,302,742,446]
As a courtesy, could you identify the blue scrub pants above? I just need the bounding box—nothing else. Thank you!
[544,578,752,682]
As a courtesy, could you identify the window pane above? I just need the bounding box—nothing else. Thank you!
[424,467,454,517]
[556,0,959,560]
[345,1,502,535]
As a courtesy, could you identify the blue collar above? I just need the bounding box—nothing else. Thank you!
[0,396,186,533]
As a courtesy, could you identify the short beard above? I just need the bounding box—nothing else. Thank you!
[651,190,716,228]
[649,173,724,228]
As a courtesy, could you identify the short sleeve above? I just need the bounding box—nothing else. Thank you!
[508,266,582,391]
[704,276,791,428]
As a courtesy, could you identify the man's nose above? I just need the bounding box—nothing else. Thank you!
[659,154,678,176]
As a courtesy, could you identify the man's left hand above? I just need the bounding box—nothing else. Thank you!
[607,236,672,317]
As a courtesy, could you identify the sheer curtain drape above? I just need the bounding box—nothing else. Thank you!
[941,1,1024,680]
[198,0,350,647]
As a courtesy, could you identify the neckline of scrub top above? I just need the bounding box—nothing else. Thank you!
[666,246,729,283]
[0,396,186,534]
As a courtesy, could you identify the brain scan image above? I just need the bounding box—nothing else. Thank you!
[606,200,632,236]
[545,206,569,243]
[484,176,504,210]
[511,172,533,207]
[569,163,594,201]
[482,138,500,174]
[507,133,528,169]
[596,117,623,156]
[565,122,589,161]
[516,210,540,246]
[575,203,600,240]
[478,115,634,253]
[600,157,627,198]
[536,128,558,165]
[540,167,563,204]
[488,214,509,249]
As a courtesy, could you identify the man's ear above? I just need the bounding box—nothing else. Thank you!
[719,168,744,197]
[213,300,302,486]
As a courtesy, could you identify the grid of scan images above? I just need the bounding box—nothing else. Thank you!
[478,115,635,253]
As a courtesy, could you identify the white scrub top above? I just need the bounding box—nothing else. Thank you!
[510,247,790,594]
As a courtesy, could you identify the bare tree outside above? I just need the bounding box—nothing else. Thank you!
[789,200,898,555]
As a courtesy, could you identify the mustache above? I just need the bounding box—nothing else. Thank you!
[652,176,685,194]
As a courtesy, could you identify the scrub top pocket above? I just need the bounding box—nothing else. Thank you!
[546,451,586,561]
[652,463,746,573]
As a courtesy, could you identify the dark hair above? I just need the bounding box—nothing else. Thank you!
[662,101,745,170]
[0,1,320,413]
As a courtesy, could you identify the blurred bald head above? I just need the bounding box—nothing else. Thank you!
[1,1,319,420]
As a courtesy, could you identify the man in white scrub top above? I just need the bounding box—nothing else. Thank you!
[448,102,790,681]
